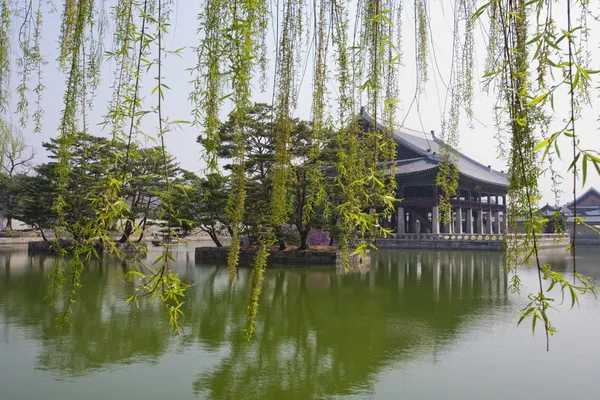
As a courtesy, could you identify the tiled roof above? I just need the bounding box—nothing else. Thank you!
[564,187,600,208]
[395,157,437,174]
[361,110,509,188]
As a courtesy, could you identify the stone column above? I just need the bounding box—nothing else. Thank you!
[369,208,378,233]
[486,211,493,234]
[409,213,418,233]
[455,208,463,234]
[492,211,499,234]
[477,211,484,234]
[396,207,405,233]
[466,209,473,234]
[432,206,440,234]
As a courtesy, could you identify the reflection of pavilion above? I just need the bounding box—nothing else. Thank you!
[360,110,509,235]
[195,250,509,399]
[1,250,510,399]
[374,250,507,302]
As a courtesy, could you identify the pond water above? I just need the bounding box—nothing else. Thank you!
[1,244,599,399]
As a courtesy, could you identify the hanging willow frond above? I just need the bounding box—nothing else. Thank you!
[192,0,226,173]
[225,0,268,280]
[0,1,11,113]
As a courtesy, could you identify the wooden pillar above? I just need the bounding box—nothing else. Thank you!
[477,210,484,234]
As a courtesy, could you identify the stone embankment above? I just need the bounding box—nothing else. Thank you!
[195,246,369,267]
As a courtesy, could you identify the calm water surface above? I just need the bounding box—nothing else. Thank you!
[1,244,599,399]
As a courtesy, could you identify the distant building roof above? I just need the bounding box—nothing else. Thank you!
[564,187,600,209]
[540,203,558,214]
[360,109,509,188]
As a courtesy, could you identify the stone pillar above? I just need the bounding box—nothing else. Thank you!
[370,208,379,233]
[477,211,484,234]
[486,211,493,234]
[455,208,463,234]
[432,206,440,234]
[492,211,499,234]
[466,209,473,234]
[409,213,418,233]
[442,222,449,234]
[396,207,405,233]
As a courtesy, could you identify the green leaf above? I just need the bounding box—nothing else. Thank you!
[582,153,588,186]
[473,1,491,20]
[518,307,535,325]
[527,92,549,106]
[534,138,550,152]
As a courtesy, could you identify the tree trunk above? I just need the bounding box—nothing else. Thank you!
[277,238,287,251]
[135,217,147,243]
[119,220,133,243]
[274,226,286,251]
[299,229,309,250]
[6,216,12,230]
[39,226,48,242]
[209,230,223,247]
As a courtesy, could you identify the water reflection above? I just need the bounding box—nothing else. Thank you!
[0,248,518,399]
[190,251,509,399]
[0,254,172,377]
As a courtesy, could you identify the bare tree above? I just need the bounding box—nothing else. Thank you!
[0,121,35,230]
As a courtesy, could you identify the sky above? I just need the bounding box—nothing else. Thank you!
[4,0,600,207]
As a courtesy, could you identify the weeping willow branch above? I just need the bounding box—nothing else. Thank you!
[482,0,596,351]
[225,0,266,280]
[0,1,12,113]
[244,0,302,339]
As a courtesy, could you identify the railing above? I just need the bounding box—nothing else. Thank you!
[391,233,504,241]
[381,232,569,242]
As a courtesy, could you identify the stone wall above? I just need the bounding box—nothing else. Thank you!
[195,247,369,267]
[27,240,147,255]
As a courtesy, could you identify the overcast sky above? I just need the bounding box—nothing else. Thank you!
[5,1,599,206]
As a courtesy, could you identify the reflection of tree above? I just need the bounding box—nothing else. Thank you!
[192,250,508,399]
[0,256,171,378]
[1,250,509,394]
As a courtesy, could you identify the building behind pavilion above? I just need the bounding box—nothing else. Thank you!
[542,187,600,244]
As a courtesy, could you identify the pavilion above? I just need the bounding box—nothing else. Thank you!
[360,109,509,236]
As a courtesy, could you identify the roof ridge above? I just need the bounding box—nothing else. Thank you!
[360,109,436,160]
[564,186,600,207]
